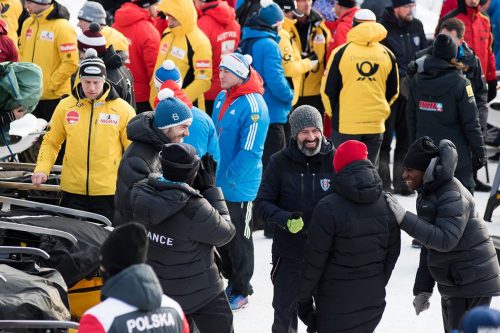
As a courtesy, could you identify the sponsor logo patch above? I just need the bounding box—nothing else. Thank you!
[66,110,79,125]
[26,28,32,39]
[98,113,120,125]
[40,30,54,41]
[170,46,185,59]
[418,101,443,112]
[313,34,326,44]
[60,43,76,53]
[195,60,211,69]
[160,43,169,54]
[466,84,474,97]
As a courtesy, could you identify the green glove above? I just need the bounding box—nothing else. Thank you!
[287,212,304,234]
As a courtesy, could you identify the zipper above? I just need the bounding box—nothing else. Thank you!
[30,19,40,62]
[312,173,316,201]
[300,173,304,199]
[86,101,94,196]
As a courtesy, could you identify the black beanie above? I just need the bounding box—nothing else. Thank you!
[433,34,458,61]
[100,222,148,277]
[403,137,439,172]
[336,0,356,8]
[391,0,415,7]
[160,143,201,182]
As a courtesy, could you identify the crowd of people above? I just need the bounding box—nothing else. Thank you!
[1,0,500,331]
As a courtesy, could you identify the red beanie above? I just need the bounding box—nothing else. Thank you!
[333,140,368,172]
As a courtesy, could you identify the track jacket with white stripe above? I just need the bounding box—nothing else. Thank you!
[212,68,270,203]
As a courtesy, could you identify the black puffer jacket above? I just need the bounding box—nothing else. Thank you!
[401,140,500,298]
[407,55,485,190]
[254,138,335,260]
[379,6,427,77]
[103,45,135,109]
[298,160,401,333]
[113,112,169,225]
[130,175,235,314]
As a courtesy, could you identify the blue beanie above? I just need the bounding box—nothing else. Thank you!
[258,0,284,27]
[461,306,500,333]
[154,60,182,91]
[220,53,253,80]
[154,89,193,129]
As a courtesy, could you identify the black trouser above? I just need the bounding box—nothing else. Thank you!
[33,99,61,122]
[60,192,114,222]
[296,95,325,118]
[379,96,410,191]
[187,291,234,333]
[332,132,384,167]
[263,123,286,170]
[219,201,254,296]
[271,255,302,333]
[135,101,152,114]
[441,295,491,333]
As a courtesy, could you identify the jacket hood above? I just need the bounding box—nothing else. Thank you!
[347,21,387,45]
[114,3,152,27]
[242,24,279,42]
[414,56,462,96]
[71,82,119,102]
[421,140,458,193]
[101,264,163,311]
[227,67,264,98]
[333,159,383,204]
[282,137,335,164]
[127,111,170,149]
[381,6,406,27]
[132,174,200,226]
[159,0,197,33]
[201,1,236,27]
[36,2,70,21]
[102,45,123,70]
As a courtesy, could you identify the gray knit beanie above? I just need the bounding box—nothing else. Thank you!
[289,105,324,138]
[78,1,107,26]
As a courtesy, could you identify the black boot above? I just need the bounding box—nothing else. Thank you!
[474,170,491,192]
[378,154,392,192]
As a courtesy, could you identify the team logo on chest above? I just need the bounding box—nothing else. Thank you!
[66,110,79,125]
[98,113,120,125]
[320,178,331,191]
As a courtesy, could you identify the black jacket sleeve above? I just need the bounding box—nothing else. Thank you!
[413,246,436,295]
[384,47,399,105]
[254,157,291,229]
[470,56,488,129]
[323,45,346,124]
[297,200,335,302]
[384,212,401,285]
[406,82,417,144]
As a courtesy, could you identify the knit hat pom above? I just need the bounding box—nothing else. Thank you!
[158,88,175,101]
[85,48,98,59]
[89,22,101,33]
[243,54,253,66]
[162,60,176,71]
[260,0,273,8]
[154,60,183,91]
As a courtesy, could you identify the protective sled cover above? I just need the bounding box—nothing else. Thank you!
[0,62,42,114]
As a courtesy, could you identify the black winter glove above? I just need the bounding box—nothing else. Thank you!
[297,299,317,333]
[193,153,217,192]
[487,79,497,102]
[308,51,318,61]
[472,154,486,171]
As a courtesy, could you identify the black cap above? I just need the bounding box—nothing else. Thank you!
[159,143,201,183]
[274,0,304,17]
[403,137,439,172]
[335,0,356,8]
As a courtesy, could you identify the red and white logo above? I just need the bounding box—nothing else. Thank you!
[195,60,211,69]
[60,43,76,53]
[26,28,32,39]
[66,110,79,125]
[160,43,169,54]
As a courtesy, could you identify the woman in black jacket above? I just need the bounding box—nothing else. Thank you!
[297,140,401,333]
[386,137,500,333]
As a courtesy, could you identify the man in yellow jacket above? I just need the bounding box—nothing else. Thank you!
[32,49,136,221]
[321,9,399,166]
[150,0,212,111]
[276,0,317,107]
[77,1,129,61]
[19,0,79,122]
[0,0,22,46]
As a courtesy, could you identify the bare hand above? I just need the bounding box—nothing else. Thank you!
[31,172,48,185]
[11,106,25,120]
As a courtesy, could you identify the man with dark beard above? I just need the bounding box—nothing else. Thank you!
[254,105,335,333]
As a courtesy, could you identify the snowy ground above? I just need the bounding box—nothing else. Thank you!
[233,151,500,333]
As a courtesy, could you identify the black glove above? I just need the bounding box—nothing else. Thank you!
[472,154,486,171]
[297,299,317,333]
[193,153,217,192]
[308,51,318,61]
[487,79,497,102]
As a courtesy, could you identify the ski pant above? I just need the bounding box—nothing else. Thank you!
[332,132,383,168]
[271,255,302,333]
[441,295,491,333]
[60,192,114,222]
[187,291,234,333]
[219,201,254,296]
[379,96,410,191]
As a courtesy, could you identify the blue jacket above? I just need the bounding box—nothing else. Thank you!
[239,24,293,124]
[184,106,220,165]
[212,68,270,202]
[488,0,500,69]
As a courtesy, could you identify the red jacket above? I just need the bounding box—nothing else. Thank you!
[442,4,496,81]
[0,34,17,62]
[326,7,358,61]
[439,0,457,21]
[113,3,160,103]
[197,1,241,101]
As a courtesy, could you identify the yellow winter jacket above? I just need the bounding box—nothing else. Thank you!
[279,18,313,106]
[34,84,135,196]
[321,22,399,135]
[288,11,331,97]
[19,3,79,100]
[151,0,212,110]
[101,25,129,58]
[0,0,22,46]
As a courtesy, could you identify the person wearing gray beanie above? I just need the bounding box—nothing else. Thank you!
[254,103,335,331]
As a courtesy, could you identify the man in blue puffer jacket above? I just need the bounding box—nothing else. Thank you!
[239,0,293,168]
[212,52,270,311]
